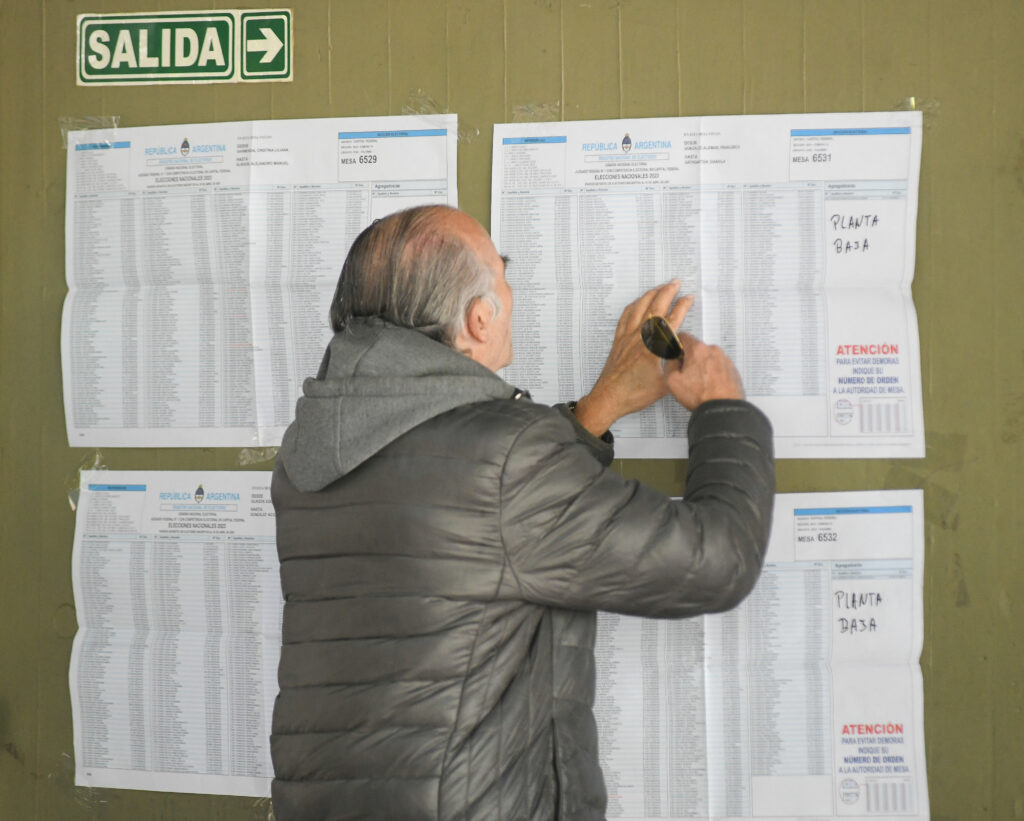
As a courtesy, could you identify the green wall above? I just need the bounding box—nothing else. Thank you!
[1,1,1022,819]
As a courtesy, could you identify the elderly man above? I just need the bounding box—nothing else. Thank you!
[270,205,774,820]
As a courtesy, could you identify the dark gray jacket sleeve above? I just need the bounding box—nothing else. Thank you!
[498,399,775,618]
[552,401,615,466]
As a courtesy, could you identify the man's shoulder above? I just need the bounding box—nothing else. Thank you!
[430,396,617,468]
[440,395,571,435]
[401,396,575,458]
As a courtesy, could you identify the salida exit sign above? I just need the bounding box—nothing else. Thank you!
[77,10,291,85]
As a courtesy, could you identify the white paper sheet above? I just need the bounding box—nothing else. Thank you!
[62,115,458,447]
[70,471,281,796]
[492,113,924,458]
[595,490,928,820]
[70,479,927,810]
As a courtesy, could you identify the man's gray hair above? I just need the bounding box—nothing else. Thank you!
[329,205,499,347]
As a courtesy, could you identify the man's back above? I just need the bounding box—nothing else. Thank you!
[272,396,602,820]
[270,321,774,820]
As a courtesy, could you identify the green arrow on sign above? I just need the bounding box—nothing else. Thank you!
[246,27,284,64]
[240,12,291,79]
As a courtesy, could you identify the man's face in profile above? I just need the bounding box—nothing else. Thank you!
[489,255,514,370]
[448,210,514,371]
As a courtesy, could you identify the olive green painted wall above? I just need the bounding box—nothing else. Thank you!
[1,1,1022,819]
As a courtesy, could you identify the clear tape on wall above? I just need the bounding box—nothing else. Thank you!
[238,447,279,467]
[59,115,120,149]
[894,96,940,130]
[402,88,479,144]
[66,450,107,511]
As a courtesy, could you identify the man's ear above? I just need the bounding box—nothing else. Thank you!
[463,296,492,345]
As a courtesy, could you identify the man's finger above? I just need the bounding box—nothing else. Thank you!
[676,330,702,359]
[619,279,682,335]
[662,355,686,377]
[666,293,694,330]
[646,279,682,319]
[632,279,679,319]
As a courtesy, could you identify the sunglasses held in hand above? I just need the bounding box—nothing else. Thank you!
[641,315,684,362]
[643,313,684,362]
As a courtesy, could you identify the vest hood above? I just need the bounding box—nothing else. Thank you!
[278,318,517,492]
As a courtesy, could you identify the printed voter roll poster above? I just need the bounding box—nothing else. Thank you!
[492,112,924,459]
[594,490,928,821]
[70,471,281,796]
[62,115,458,447]
[71,478,927,811]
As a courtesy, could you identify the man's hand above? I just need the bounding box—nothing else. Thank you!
[573,280,693,436]
[663,333,745,411]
